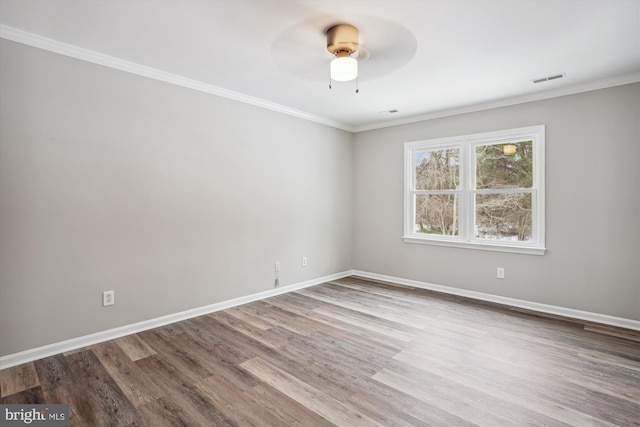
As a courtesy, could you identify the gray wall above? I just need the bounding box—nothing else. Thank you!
[1,37,639,358]
[354,83,640,321]
[0,40,354,356]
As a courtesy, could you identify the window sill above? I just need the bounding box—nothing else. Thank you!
[403,236,546,255]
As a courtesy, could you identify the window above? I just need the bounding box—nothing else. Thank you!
[404,125,545,255]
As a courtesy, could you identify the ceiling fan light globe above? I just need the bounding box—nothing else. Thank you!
[331,56,358,81]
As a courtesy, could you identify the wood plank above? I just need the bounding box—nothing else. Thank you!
[208,310,289,349]
[188,314,276,363]
[244,383,337,427]
[239,300,322,336]
[324,281,441,323]
[312,304,418,342]
[196,372,286,427]
[33,354,74,391]
[91,341,163,407]
[391,347,598,426]
[136,329,214,382]
[240,357,385,427]
[1,386,45,404]
[372,367,516,427]
[583,389,640,426]
[114,334,157,361]
[0,362,40,397]
[299,286,430,328]
[65,350,139,427]
[345,376,423,427]
[407,400,491,427]
[257,335,372,403]
[135,396,211,427]
[584,324,640,343]
[42,384,101,426]
[225,305,279,330]
[135,355,238,426]
[266,294,405,355]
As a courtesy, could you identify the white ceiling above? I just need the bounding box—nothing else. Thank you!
[1,0,639,132]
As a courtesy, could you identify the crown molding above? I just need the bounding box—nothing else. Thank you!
[1,25,637,135]
[0,25,355,133]
[354,73,640,132]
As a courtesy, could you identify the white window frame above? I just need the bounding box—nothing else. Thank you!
[403,125,546,255]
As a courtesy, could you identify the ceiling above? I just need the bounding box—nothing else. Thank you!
[1,0,639,132]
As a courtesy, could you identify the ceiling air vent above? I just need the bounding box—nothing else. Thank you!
[532,73,565,84]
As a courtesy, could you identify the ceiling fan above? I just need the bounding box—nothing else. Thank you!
[270,16,417,90]
[326,24,366,91]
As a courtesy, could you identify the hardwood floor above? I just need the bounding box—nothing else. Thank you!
[2,276,640,426]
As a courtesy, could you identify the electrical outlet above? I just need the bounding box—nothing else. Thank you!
[302,256,307,267]
[274,262,280,272]
[497,267,505,279]
[103,290,115,306]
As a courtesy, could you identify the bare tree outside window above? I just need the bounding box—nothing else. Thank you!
[414,148,459,236]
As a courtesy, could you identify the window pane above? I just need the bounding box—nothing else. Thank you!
[415,194,459,236]
[475,193,532,241]
[476,141,533,189]
[415,148,459,190]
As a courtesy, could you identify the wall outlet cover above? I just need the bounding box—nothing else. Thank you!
[103,290,115,306]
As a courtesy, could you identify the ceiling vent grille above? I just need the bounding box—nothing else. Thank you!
[532,73,566,84]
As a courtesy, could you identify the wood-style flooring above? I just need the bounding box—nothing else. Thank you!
[2,276,640,426]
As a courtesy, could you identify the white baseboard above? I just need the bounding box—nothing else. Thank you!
[352,270,640,332]
[3,269,638,370]
[0,270,353,370]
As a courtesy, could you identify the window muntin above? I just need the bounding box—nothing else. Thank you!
[404,126,545,255]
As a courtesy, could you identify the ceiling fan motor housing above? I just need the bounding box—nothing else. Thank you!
[327,24,359,55]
